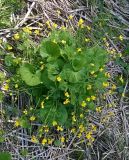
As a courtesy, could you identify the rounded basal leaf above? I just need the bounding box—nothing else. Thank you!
[19,64,41,86]
[46,41,60,57]
[40,40,60,58]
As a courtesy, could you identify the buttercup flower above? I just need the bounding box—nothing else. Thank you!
[30,116,36,121]
[56,76,62,82]
[31,135,38,143]
[60,136,65,143]
[41,138,47,145]
[14,33,20,40]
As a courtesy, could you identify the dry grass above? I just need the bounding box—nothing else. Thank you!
[0,0,129,159]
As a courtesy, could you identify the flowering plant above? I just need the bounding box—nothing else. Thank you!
[2,28,109,144]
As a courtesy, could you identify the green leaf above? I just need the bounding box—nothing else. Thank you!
[54,140,62,146]
[20,117,29,128]
[88,102,95,110]
[39,104,56,124]
[58,31,73,46]
[0,92,4,102]
[61,68,84,83]
[41,70,55,88]
[0,137,5,143]
[4,55,14,66]
[46,62,59,81]
[19,64,41,86]
[39,104,68,125]
[56,106,68,124]
[72,54,86,71]
[40,41,60,58]
[0,152,11,160]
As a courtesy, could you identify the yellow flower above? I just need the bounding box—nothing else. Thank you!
[41,101,44,108]
[71,128,76,133]
[63,99,70,104]
[14,33,20,40]
[14,119,20,127]
[86,131,92,139]
[23,109,28,115]
[105,72,110,78]
[23,27,32,34]
[72,115,76,122]
[56,76,62,82]
[46,21,51,28]
[90,71,95,75]
[90,63,95,66]
[77,133,82,138]
[102,82,109,88]
[53,23,58,28]
[77,48,82,52]
[52,120,57,126]
[91,96,96,101]
[99,68,104,72]
[52,39,57,44]
[81,101,87,107]
[86,25,91,31]
[85,38,90,42]
[57,126,63,131]
[87,85,92,90]
[60,136,65,143]
[80,113,84,118]
[34,30,40,35]
[30,116,36,121]
[119,35,123,41]
[44,127,49,133]
[79,124,85,133]
[1,83,9,91]
[122,93,125,97]
[48,138,53,145]
[119,53,122,57]
[64,92,69,98]
[31,135,38,143]
[61,40,66,44]
[41,138,47,145]
[103,37,106,41]
[68,15,74,20]
[46,96,49,100]
[7,45,12,50]
[86,97,90,102]
[96,107,102,113]
[91,124,97,131]
[15,84,18,89]
[60,26,66,31]
[78,18,84,27]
